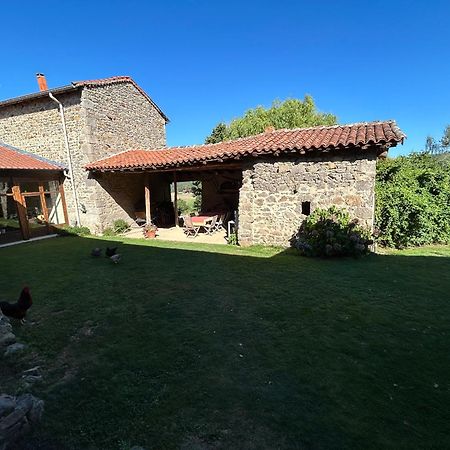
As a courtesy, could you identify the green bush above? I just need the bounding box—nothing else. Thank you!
[55,225,91,237]
[113,219,130,234]
[375,153,450,248]
[227,232,238,246]
[102,227,116,237]
[294,206,372,257]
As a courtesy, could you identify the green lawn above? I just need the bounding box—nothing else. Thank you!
[1,237,449,449]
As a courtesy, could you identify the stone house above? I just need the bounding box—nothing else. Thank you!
[0,75,168,233]
[85,121,405,246]
[0,75,405,246]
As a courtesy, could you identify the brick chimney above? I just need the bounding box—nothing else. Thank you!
[36,73,48,91]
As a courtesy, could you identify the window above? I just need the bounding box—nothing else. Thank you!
[301,201,311,216]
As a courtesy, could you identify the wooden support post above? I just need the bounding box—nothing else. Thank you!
[145,173,151,225]
[12,184,30,240]
[173,172,178,227]
[39,184,50,233]
[59,181,69,225]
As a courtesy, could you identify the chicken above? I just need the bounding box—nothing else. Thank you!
[110,254,121,264]
[0,287,32,323]
[105,247,118,257]
[91,248,102,257]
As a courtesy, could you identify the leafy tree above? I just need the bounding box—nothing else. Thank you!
[205,96,336,143]
[425,125,450,154]
[205,123,227,144]
[191,180,202,210]
[375,153,450,248]
[441,125,450,148]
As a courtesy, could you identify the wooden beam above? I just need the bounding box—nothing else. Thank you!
[11,183,30,240]
[173,171,178,227]
[93,162,244,175]
[144,173,151,225]
[59,181,69,225]
[39,184,50,233]
[0,170,64,181]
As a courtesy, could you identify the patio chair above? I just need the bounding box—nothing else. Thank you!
[214,212,231,232]
[203,215,218,235]
[213,213,225,232]
[183,215,200,237]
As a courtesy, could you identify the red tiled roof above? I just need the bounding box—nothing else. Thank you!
[0,143,64,171]
[85,120,405,172]
[72,76,133,87]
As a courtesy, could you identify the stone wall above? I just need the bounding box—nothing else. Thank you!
[78,82,166,231]
[0,91,82,223]
[238,151,378,247]
[0,81,167,232]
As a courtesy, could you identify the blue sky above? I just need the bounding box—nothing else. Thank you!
[1,0,449,156]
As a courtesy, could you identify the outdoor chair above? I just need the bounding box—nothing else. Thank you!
[202,215,218,235]
[213,213,226,232]
[183,215,200,237]
[215,212,232,232]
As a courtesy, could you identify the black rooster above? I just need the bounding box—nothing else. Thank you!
[91,248,102,257]
[0,287,33,324]
[105,247,118,257]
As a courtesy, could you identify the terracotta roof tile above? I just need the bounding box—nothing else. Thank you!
[0,143,65,171]
[85,120,405,172]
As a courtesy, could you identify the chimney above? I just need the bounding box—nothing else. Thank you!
[265,125,275,133]
[36,73,48,91]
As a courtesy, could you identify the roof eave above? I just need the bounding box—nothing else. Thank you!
[0,85,80,108]
[85,140,399,173]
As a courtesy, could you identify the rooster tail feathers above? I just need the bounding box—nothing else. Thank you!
[18,287,32,306]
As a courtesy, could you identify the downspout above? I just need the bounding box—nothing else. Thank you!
[48,92,82,226]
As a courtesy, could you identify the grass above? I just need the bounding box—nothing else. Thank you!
[1,237,450,449]
[0,218,21,229]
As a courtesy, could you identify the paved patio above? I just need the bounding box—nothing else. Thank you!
[123,226,228,245]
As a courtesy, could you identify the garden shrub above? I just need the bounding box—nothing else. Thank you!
[113,219,130,234]
[375,153,450,248]
[294,206,372,257]
[227,232,238,246]
[102,227,115,237]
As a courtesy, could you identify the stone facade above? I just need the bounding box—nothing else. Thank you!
[238,151,377,247]
[0,81,166,232]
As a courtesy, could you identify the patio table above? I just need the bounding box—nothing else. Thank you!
[191,215,214,226]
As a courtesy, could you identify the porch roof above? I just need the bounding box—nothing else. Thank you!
[0,142,65,171]
[85,120,405,172]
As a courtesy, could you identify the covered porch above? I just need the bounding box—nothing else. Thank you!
[0,143,68,246]
[92,161,243,243]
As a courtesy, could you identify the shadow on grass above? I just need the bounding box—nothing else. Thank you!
[1,236,450,450]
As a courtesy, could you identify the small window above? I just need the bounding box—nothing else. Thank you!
[301,201,311,216]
